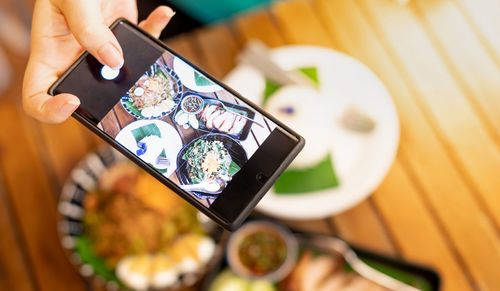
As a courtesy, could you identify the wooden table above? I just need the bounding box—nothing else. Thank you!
[1,0,500,290]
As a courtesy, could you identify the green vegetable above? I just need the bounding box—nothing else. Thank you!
[194,70,215,86]
[74,236,122,286]
[228,161,241,176]
[274,154,339,194]
[123,100,145,118]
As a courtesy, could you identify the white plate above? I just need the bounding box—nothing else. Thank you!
[224,46,400,220]
[173,57,223,93]
[115,120,183,178]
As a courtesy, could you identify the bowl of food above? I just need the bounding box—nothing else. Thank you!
[176,134,248,198]
[121,63,183,119]
[58,147,220,290]
[181,94,205,115]
[226,221,298,282]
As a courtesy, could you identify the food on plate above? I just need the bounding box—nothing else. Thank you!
[182,139,240,185]
[265,85,331,169]
[174,100,248,136]
[279,251,390,291]
[227,221,297,282]
[210,269,276,291]
[201,104,247,135]
[135,135,164,165]
[81,163,216,290]
[126,65,178,118]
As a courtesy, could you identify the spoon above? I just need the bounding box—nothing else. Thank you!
[296,233,420,291]
[180,178,227,195]
[210,99,266,128]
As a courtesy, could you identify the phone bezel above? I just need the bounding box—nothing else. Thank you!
[49,18,304,230]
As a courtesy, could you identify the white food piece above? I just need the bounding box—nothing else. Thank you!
[189,114,199,129]
[138,135,164,165]
[197,237,216,264]
[175,111,189,125]
[116,255,152,291]
[141,107,155,118]
[219,113,237,133]
[150,254,179,289]
[134,87,144,96]
[230,116,246,135]
[206,109,223,129]
[176,257,200,274]
[202,105,217,122]
[213,111,229,129]
[265,85,331,169]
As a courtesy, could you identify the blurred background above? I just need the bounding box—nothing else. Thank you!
[2,0,500,291]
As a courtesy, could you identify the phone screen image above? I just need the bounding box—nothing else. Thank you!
[97,50,277,207]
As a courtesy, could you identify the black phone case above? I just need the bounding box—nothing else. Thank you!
[48,18,305,231]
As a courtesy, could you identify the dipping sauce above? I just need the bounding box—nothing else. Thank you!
[238,231,287,275]
[181,95,204,114]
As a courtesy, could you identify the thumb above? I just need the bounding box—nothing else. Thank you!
[57,0,124,69]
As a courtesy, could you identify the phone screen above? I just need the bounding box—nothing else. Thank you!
[96,48,278,207]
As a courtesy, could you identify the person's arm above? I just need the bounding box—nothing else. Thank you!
[23,0,175,123]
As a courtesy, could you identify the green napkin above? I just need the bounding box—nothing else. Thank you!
[263,67,340,194]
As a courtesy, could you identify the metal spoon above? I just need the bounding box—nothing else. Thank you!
[295,233,420,291]
[180,178,227,195]
[210,99,266,128]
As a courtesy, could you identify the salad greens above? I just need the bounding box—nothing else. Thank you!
[182,139,240,184]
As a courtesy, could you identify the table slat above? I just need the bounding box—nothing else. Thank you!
[359,0,500,231]
[413,0,500,139]
[317,0,500,289]
[0,102,86,291]
[0,174,36,291]
[269,0,397,253]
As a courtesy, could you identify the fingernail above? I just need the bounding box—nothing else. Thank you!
[60,100,80,115]
[97,42,123,69]
[169,10,176,17]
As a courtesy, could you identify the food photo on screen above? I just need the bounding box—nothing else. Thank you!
[97,50,277,208]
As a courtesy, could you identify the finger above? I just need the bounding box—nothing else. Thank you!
[138,6,175,38]
[23,92,80,124]
[56,0,124,69]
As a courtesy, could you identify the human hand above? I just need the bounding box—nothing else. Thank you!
[23,0,175,123]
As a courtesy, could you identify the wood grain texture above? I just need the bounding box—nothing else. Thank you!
[358,0,500,232]
[0,102,86,291]
[268,0,397,254]
[315,0,500,289]
[0,172,35,291]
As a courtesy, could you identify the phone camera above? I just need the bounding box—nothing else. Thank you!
[256,172,267,183]
[101,65,121,80]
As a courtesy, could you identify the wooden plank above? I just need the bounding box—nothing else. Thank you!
[0,173,36,291]
[314,0,500,289]
[413,0,500,143]
[268,0,397,254]
[358,0,500,231]
[38,119,93,186]
[454,0,500,67]
[332,200,397,256]
[0,102,86,291]
[194,25,240,79]
[373,158,473,291]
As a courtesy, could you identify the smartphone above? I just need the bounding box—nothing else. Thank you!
[49,18,304,230]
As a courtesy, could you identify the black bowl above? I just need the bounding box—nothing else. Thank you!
[176,134,248,197]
